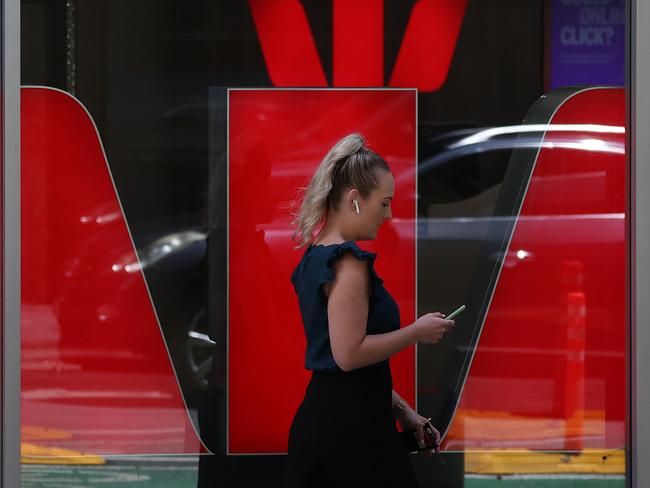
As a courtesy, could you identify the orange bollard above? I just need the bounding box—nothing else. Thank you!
[564,290,586,451]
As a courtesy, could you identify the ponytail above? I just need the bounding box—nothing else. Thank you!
[290,133,390,249]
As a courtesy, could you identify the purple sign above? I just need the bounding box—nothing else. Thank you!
[550,0,625,90]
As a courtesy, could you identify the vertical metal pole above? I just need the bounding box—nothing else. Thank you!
[2,0,20,485]
[630,0,650,487]
[65,0,77,96]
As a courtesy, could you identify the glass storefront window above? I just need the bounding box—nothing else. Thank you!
[17,1,631,486]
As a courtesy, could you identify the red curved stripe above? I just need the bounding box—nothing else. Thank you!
[447,87,625,450]
[21,86,208,455]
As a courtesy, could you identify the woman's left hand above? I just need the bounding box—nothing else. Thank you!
[396,407,441,457]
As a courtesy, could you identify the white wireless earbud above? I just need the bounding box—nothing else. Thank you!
[353,200,360,213]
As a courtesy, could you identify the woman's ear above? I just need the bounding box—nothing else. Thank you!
[346,188,359,207]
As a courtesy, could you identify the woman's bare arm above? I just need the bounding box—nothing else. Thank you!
[327,253,420,372]
[392,389,408,411]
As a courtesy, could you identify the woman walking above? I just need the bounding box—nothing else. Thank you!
[284,133,456,488]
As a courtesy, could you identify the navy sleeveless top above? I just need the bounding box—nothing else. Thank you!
[290,240,401,372]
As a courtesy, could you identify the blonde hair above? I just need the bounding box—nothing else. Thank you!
[290,133,390,249]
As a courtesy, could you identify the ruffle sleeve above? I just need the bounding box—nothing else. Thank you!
[319,241,384,304]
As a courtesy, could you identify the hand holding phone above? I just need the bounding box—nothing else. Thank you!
[399,428,433,454]
[414,307,460,344]
[399,419,440,455]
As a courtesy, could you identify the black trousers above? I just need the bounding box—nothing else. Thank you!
[284,362,420,488]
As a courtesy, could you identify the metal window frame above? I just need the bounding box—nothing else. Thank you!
[2,0,20,486]
[630,1,650,487]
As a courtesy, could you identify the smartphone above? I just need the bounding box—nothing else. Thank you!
[398,429,434,454]
[446,304,466,320]
[399,419,438,454]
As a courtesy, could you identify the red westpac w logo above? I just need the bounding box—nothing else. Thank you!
[247,0,468,92]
